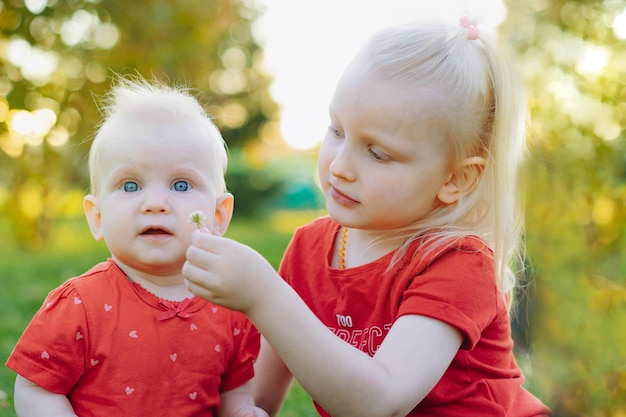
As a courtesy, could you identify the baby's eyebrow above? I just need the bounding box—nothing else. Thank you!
[103,166,142,184]
[108,167,135,178]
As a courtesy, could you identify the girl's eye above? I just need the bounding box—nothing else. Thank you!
[172,180,190,192]
[369,147,391,162]
[328,125,344,139]
[122,181,140,192]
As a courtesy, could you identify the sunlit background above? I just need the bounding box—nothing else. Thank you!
[1,1,626,416]
[5,0,626,150]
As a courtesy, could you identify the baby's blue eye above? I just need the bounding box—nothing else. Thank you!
[172,181,190,192]
[122,181,140,192]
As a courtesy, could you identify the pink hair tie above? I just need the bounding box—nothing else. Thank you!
[459,15,479,40]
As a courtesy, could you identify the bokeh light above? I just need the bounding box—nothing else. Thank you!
[613,8,626,39]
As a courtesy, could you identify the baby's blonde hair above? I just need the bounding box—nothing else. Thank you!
[87,75,228,197]
[361,20,528,299]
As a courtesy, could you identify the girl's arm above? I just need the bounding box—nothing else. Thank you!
[253,337,294,417]
[14,375,77,417]
[218,381,268,417]
[184,233,463,417]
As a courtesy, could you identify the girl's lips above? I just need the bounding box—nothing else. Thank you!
[330,186,358,207]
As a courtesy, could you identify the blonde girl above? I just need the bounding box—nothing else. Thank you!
[184,17,551,417]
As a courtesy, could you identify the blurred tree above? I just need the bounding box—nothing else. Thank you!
[0,0,281,248]
[503,0,626,415]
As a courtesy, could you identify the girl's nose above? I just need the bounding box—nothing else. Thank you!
[328,142,356,182]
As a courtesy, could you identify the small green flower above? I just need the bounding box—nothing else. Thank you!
[188,210,206,229]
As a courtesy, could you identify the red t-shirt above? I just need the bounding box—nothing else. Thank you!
[6,259,260,417]
[278,217,551,417]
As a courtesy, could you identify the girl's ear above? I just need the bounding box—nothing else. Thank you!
[83,195,104,241]
[437,156,486,204]
[212,193,234,236]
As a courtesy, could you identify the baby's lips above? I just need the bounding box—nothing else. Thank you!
[140,226,172,235]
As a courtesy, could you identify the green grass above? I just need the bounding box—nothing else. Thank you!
[0,212,321,417]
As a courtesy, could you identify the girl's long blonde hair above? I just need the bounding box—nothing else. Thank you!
[361,20,528,303]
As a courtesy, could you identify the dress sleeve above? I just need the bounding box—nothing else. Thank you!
[219,313,261,391]
[6,279,89,394]
[397,246,499,350]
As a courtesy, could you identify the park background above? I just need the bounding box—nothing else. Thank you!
[1,0,625,416]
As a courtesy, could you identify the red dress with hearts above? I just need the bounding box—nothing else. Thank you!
[6,259,259,416]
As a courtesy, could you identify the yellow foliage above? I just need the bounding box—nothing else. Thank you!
[18,181,43,220]
[0,97,8,122]
[588,276,626,314]
[592,196,616,227]
[270,209,323,234]
[0,132,24,158]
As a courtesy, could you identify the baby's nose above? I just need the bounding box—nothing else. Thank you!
[141,188,170,213]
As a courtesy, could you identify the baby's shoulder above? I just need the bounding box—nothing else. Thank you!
[50,260,124,307]
[37,263,111,314]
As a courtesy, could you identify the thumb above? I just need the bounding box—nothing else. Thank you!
[248,408,269,417]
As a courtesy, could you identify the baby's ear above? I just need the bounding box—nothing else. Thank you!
[83,195,104,241]
[212,193,234,236]
[437,156,486,204]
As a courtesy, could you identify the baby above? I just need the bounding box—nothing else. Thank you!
[6,76,266,417]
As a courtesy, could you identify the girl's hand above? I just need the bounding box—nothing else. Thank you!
[183,230,279,314]
[217,378,269,417]
[229,406,270,417]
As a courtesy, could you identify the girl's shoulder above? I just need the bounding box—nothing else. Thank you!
[415,234,492,259]
[398,234,493,278]
[452,235,492,254]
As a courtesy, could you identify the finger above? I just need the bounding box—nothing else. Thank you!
[186,241,222,270]
[184,277,213,300]
[186,244,207,267]
[182,258,211,284]
[191,228,216,248]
